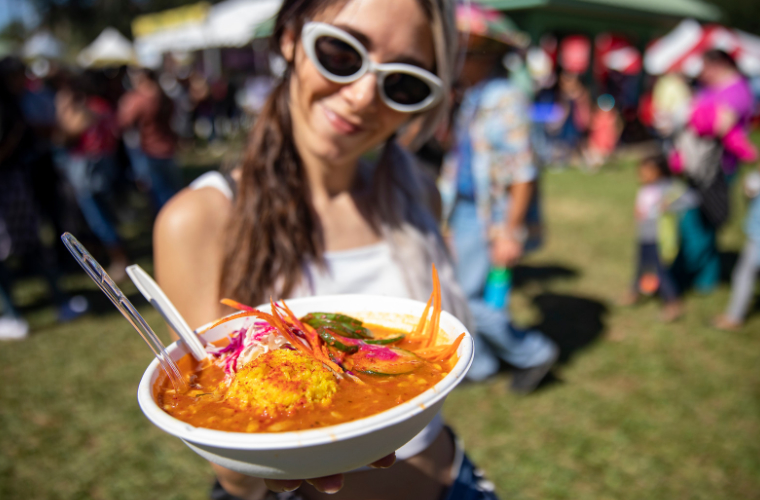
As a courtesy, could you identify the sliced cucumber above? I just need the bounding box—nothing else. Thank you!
[365,334,405,345]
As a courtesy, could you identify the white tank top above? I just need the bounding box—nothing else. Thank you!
[190,171,442,460]
[292,242,410,299]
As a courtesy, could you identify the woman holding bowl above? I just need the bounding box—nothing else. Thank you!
[154,0,496,498]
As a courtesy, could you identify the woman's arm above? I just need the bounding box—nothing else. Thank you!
[117,93,142,131]
[154,187,278,499]
[486,84,537,267]
[55,90,92,139]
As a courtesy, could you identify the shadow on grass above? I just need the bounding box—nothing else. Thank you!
[17,289,150,318]
[720,250,740,284]
[512,264,579,290]
[528,292,609,364]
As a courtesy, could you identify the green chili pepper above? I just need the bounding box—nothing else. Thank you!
[317,328,360,354]
[365,334,405,345]
[302,312,362,326]
[302,314,373,339]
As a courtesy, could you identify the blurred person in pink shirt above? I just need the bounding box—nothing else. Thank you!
[667,50,757,294]
[582,94,622,170]
[119,68,181,209]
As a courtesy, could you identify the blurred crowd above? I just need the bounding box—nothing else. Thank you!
[408,24,759,391]
[0,56,253,339]
[421,41,760,333]
[3,2,760,498]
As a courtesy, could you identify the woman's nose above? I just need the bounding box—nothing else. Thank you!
[341,72,378,112]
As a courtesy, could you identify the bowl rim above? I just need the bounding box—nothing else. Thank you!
[137,294,473,450]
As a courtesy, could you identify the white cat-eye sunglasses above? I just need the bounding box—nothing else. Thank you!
[302,22,444,113]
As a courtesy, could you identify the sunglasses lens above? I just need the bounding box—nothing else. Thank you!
[314,36,363,77]
[383,72,432,106]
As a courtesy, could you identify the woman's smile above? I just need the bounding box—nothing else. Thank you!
[321,104,363,135]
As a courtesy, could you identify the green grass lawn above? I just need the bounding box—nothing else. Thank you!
[2,162,759,499]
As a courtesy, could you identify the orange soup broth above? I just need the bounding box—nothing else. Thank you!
[153,324,457,433]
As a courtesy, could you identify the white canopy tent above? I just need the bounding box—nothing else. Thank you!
[134,0,281,67]
[22,31,63,60]
[78,28,137,68]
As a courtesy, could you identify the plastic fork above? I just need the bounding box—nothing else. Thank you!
[61,233,186,392]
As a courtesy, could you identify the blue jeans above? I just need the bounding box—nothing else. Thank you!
[127,148,181,209]
[450,200,556,381]
[126,145,151,186]
[58,154,121,246]
[443,451,500,500]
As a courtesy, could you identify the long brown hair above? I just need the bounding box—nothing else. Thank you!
[220,0,456,306]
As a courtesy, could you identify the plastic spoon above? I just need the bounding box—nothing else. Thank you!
[61,233,186,392]
[126,264,208,361]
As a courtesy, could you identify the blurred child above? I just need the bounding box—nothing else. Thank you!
[622,155,697,321]
[713,170,760,330]
[583,94,622,170]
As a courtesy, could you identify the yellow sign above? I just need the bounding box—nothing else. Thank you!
[132,2,210,38]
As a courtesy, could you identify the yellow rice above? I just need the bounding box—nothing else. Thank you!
[225,349,337,415]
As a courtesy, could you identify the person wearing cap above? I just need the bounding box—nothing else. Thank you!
[439,3,558,393]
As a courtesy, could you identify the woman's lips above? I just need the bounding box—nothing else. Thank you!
[323,106,362,135]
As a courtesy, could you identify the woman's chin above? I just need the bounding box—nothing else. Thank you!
[307,138,352,165]
[308,129,368,163]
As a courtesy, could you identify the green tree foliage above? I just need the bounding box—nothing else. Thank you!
[29,0,219,46]
[705,0,760,35]
[0,20,28,43]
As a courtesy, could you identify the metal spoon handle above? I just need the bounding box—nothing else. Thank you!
[61,233,185,391]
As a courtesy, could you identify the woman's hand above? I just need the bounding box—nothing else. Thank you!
[491,235,523,268]
[264,453,397,494]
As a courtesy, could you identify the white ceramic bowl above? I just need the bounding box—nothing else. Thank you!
[137,295,473,479]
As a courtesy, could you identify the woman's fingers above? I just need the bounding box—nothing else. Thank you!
[264,479,302,493]
[263,454,394,494]
[368,452,396,469]
[305,474,344,494]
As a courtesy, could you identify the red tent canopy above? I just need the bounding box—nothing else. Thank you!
[644,19,760,77]
[595,34,642,77]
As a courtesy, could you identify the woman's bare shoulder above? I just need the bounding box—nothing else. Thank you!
[154,185,232,247]
[153,186,233,329]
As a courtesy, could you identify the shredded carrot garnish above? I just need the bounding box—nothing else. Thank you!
[415,333,465,361]
[266,298,312,356]
[321,344,331,362]
[275,301,321,351]
[220,298,256,312]
[197,310,260,334]
[271,298,343,373]
[319,350,343,373]
[409,295,432,342]
[277,300,343,373]
[426,265,442,348]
